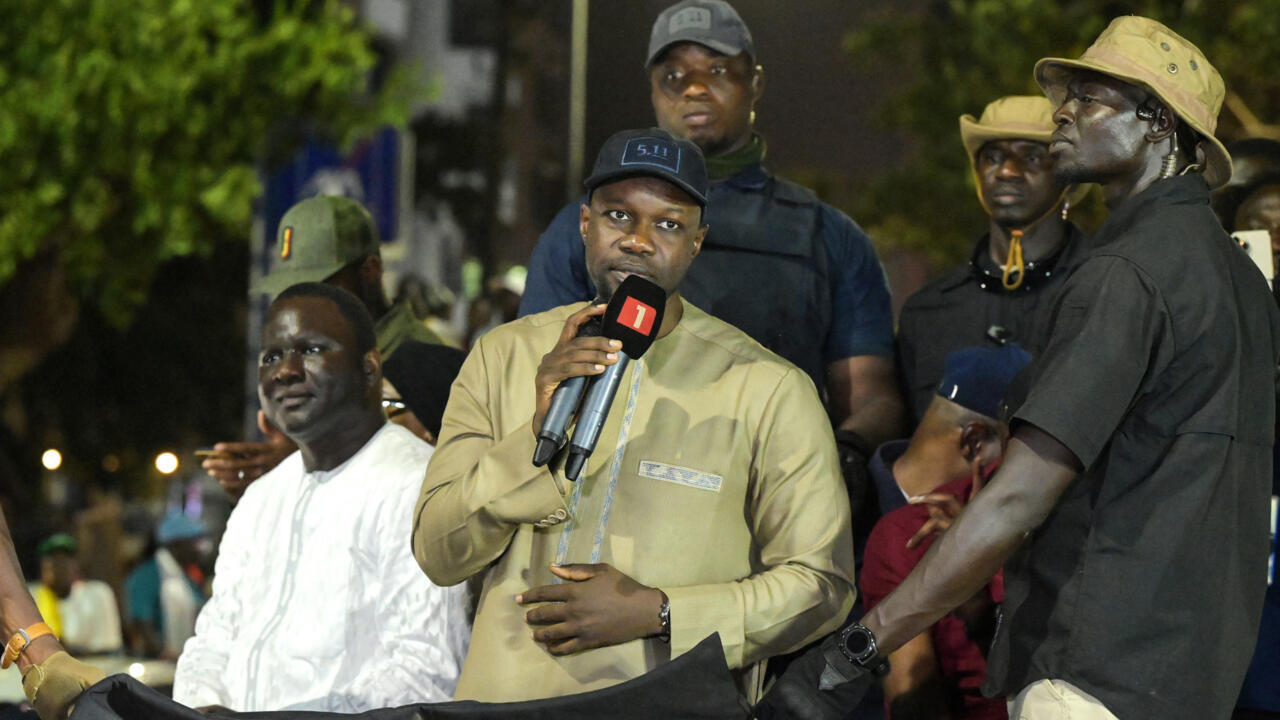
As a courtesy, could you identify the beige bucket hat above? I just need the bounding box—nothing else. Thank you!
[960,95,1057,164]
[959,95,1091,207]
[1034,15,1231,189]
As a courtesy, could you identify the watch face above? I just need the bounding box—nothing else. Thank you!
[844,622,875,661]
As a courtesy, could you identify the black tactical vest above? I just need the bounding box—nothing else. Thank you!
[679,174,830,393]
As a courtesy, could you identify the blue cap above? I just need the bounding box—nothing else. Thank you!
[157,512,206,545]
[936,344,1033,420]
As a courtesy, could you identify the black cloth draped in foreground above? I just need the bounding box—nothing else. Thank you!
[70,634,752,720]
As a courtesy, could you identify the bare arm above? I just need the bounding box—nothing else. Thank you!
[0,512,60,668]
[827,355,905,446]
[0,513,105,719]
[861,424,1080,653]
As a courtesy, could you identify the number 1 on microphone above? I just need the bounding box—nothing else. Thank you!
[619,297,657,335]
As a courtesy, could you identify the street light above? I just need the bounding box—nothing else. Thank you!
[41,449,62,471]
[154,452,179,475]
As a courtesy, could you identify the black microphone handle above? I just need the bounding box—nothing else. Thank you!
[564,353,632,481]
[533,374,588,466]
[531,312,604,467]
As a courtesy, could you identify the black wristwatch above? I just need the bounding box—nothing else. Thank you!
[818,622,890,691]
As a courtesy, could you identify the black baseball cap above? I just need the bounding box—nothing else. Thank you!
[382,341,468,440]
[584,128,708,208]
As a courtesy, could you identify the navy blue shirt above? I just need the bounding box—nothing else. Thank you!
[519,163,894,393]
[867,439,910,519]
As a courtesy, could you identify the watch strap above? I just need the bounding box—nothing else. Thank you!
[819,632,862,690]
[2,622,54,669]
[657,591,671,642]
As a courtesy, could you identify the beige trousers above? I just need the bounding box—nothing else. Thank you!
[1008,679,1121,720]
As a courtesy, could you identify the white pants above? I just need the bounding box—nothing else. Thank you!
[1008,679,1120,720]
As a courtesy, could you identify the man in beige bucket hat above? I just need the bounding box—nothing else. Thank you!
[897,95,1094,426]
[819,17,1280,720]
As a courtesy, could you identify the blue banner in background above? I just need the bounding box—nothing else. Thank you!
[261,128,400,257]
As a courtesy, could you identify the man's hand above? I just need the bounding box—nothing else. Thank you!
[904,494,964,550]
[532,303,619,436]
[517,563,664,655]
[905,457,985,549]
[21,651,105,719]
[203,411,296,502]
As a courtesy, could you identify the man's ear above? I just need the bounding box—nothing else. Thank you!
[751,65,765,103]
[362,349,382,388]
[692,224,708,258]
[360,254,383,286]
[1142,101,1177,143]
[959,421,1000,465]
[579,203,591,245]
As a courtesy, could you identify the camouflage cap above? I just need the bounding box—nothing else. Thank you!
[253,196,380,296]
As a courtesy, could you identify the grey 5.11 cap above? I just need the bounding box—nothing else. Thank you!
[646,0,755,67]
[584,128,708,207]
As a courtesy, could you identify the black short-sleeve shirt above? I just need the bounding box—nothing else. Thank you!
[896,224,1093,425]
[983,176,1280,720]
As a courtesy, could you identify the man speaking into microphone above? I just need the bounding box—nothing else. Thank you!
[413,128,855,704]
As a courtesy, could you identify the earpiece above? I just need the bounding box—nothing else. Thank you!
[1136,100,1172,131]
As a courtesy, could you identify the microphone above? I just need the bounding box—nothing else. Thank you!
[533,315,603,466]
[563,275,666,481]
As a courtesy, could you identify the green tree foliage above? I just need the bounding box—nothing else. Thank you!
[845,0,1280,270]
[0,0,411,327]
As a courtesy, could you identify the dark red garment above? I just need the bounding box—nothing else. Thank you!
[860,474,1007,720]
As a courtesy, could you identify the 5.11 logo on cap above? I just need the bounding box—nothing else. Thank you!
[619,296,657,336]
